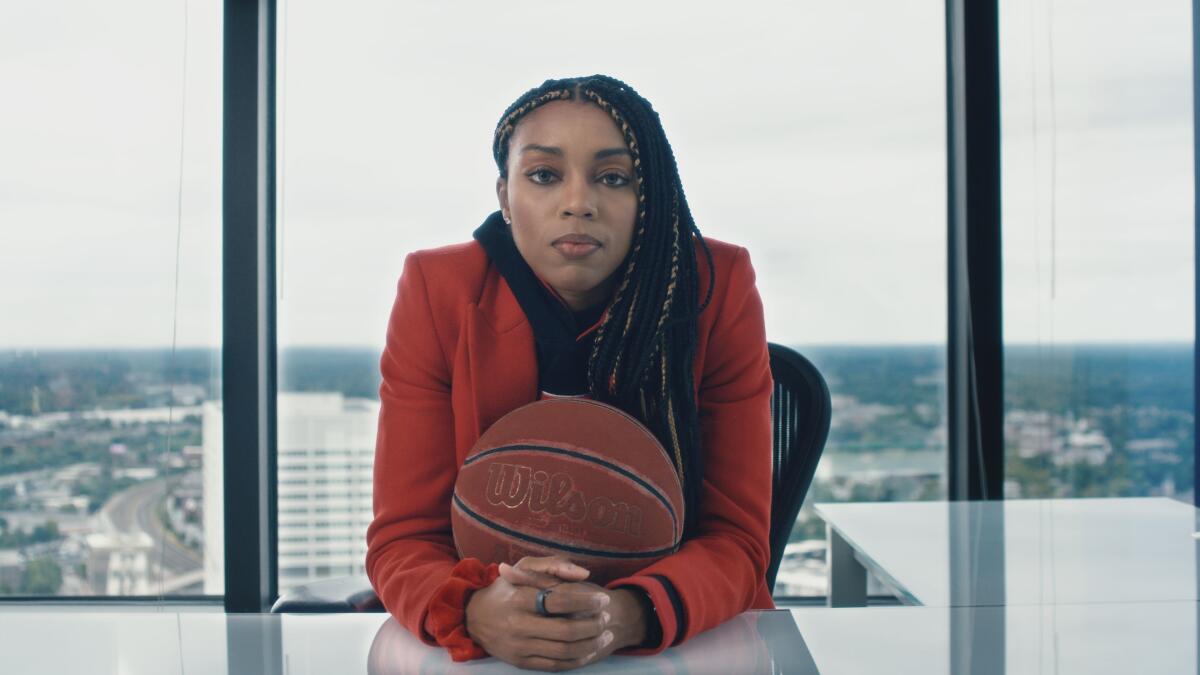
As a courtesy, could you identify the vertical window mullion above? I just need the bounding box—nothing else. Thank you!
[222,0,278,612]
[946,0,1004,502]
[1192,0,1199,509]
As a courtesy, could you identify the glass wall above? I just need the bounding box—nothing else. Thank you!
[0,2,223,596]
[1000,0,1194,501]
[276,0,947,596]
[10,0,1190,607]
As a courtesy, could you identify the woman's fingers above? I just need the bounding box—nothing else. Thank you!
[498,562,561,589]
[516,583,609,614]
[533,586,611,617]
[521,632,614,660]
[513,624,620,671]
[508,555,591,582]
[520,611,610,642]
[519,631,614,663]
[515,654,598,673]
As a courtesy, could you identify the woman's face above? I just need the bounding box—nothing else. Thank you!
[496,99,638,311]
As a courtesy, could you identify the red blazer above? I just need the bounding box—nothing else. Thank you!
[366,235,775,654]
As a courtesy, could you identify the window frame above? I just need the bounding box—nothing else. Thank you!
[945,0,1004,502]
[1192,0,1199,510]
[222,0,278,613]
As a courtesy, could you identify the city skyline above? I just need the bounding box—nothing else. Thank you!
[0,342,1191,597]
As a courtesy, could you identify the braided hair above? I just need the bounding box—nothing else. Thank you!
[492,75,716,537]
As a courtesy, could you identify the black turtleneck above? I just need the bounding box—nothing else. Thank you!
[473,211,606,397]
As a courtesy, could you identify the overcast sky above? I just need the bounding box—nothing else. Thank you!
[0,0,1192,349]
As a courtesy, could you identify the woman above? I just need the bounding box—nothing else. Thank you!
[366,74,774,671]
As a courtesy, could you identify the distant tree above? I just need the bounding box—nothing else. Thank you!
[31,521,59,543]
[20,557,62,595]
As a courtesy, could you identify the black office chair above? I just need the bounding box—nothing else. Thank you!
[763,343,832,593]
[272,342,830,612]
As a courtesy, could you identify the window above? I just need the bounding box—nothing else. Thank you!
[0,2,223,597]
[6,0,1182,610]
[276,0,947,597]
[1000,0,1194,501]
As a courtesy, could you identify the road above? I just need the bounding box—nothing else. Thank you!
[101,477,202,578]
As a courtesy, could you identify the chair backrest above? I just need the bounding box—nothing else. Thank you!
[765,343,832,594]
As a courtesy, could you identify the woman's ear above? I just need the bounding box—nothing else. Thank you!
[495,177,511,225]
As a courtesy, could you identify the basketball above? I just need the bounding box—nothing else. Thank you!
[450,397,685,586]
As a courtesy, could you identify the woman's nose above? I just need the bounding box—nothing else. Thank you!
[560,174,596,219]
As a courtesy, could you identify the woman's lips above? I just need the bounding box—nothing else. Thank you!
[552,235,601,260]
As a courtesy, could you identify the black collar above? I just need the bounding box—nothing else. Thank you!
[473,210,605,343]
[474,210,609,396]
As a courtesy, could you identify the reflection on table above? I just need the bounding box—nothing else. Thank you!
[366,610,816,675]
[2,602,1197,674]
[817,497,1200,607]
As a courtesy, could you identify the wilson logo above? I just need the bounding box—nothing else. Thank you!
[484,462,644,536]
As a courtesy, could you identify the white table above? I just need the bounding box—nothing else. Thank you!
[0,603,1196,674]
[815,497,1200,607]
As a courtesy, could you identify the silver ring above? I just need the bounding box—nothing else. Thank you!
[535,588,553,617]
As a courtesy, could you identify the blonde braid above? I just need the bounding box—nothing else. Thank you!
[492,88,573,166]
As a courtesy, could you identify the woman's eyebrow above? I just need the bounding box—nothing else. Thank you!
[519,144,631,160]
[520,143,563,157]
[593,147,632,160]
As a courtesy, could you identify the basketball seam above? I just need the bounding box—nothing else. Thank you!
[463,443,679,538]
[485,398,667,459]
[562,398,662,445]
[453,495,678,559]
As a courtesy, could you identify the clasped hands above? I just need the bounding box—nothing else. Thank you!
[463,555,649,671]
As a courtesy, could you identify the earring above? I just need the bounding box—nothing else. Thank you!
[503,215,511,224]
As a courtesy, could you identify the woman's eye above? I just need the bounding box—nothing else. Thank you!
[599,172,630,187]
[527,169,557,184]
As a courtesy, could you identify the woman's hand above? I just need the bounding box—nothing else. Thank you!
[539,582,649,655]
[497,555,591,590]
[478,556,650,669]
[464,558,613,671]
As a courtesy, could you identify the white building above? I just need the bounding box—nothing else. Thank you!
[202,393,379,594]
[1005,410,1114,466]
[0,549,22,591]
[86,532,154,595]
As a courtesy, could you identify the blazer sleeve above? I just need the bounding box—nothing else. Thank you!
[607,246,773,653]
[365,252,461,645]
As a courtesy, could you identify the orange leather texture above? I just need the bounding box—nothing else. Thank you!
[366,236,775,656]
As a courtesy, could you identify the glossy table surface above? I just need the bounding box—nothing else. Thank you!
[1,603,1197,674]
[815,497,1200,606]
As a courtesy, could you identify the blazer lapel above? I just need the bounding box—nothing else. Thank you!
[456,271,539,447]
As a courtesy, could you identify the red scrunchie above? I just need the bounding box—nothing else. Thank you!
[425,558,501,661]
